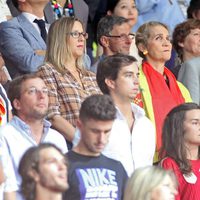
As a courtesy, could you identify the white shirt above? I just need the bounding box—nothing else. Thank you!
[0,116,68,200]
[103,103,155,177]
[0,0,11,23]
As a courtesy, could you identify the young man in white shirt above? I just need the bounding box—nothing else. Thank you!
[96,54,156,176]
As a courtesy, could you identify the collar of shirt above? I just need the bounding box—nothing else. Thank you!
[22,12,46,34]
[10,115,51,136]
[115,103,145,120]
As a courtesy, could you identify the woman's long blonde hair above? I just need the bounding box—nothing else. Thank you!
[45,17,85,73]
[123,166,177,200]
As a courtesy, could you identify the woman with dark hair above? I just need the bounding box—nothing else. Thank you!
[187,0,200,19]
[160,102,200,200]
[135,21,191,162]
[172,19,200,104]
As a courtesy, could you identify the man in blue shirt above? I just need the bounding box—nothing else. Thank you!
[0,74,67,200]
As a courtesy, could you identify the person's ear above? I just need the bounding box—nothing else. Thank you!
[28,169,40,182]
[13,99,21,111]
[178,42,184,48]
[192,11,199,19]
[107,10,112,16]
[100,36,110,48]
[105,78,115,90]
[76,119,82,130]
[137,43,149,56]
[137,43,147,53]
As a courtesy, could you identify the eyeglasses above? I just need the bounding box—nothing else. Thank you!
[105,33,135,40]
[68,31,88,39]
[24,87,48,95]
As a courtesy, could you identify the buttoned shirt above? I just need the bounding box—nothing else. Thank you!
[37,62,101,126]
[103,103,155,176]
[0,116,68,200]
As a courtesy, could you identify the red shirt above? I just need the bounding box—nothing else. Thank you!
[161,157,200,200]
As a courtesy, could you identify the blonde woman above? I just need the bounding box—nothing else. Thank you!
[37,17,101,143]
[124,166,177,200]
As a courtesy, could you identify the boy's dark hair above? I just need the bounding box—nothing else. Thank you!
[7,73,41,115]
[96,54,137,94]
[79,94,116,122]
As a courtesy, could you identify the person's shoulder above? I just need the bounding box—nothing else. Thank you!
[37,62,59,75]
[83,69,96,77]
[160,157,179,169]
[0,121,17,138]
[66,150,77,159]
[100,155,128,176]
[38,62,54,70]
[131,103,154,126]
[100,154,124,168]
[0,15,20,29]
[47,127,65,139]
[185,57,200,69]
[176,81,192,102]
[66,151,90,164]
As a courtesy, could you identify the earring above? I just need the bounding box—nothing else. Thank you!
[143,50,148,55]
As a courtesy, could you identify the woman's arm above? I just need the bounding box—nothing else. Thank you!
[50,115,75,142]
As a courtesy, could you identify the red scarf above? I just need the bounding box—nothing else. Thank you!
[143,61,185,150]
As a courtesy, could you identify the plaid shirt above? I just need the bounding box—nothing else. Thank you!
[37,63,101,127]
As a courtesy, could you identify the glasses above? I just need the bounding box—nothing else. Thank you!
[24,87,48,95]
[105,33,135,40]
[68,31,88,39]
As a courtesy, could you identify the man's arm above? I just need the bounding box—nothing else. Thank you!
[0,20,45,74]
[0,134,18,200]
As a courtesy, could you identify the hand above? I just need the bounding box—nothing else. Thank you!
[35,50,46,56]
[0,57,8,84]
[0,69,9,84]
[0,56,4,67]
[6,15,12,20]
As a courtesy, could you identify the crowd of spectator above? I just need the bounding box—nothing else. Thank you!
[0,0,200,200]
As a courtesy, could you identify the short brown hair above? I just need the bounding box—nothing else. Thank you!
[173,19,200,61]
[7,73,41,115]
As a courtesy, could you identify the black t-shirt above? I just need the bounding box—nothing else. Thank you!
[64,151,128,200]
